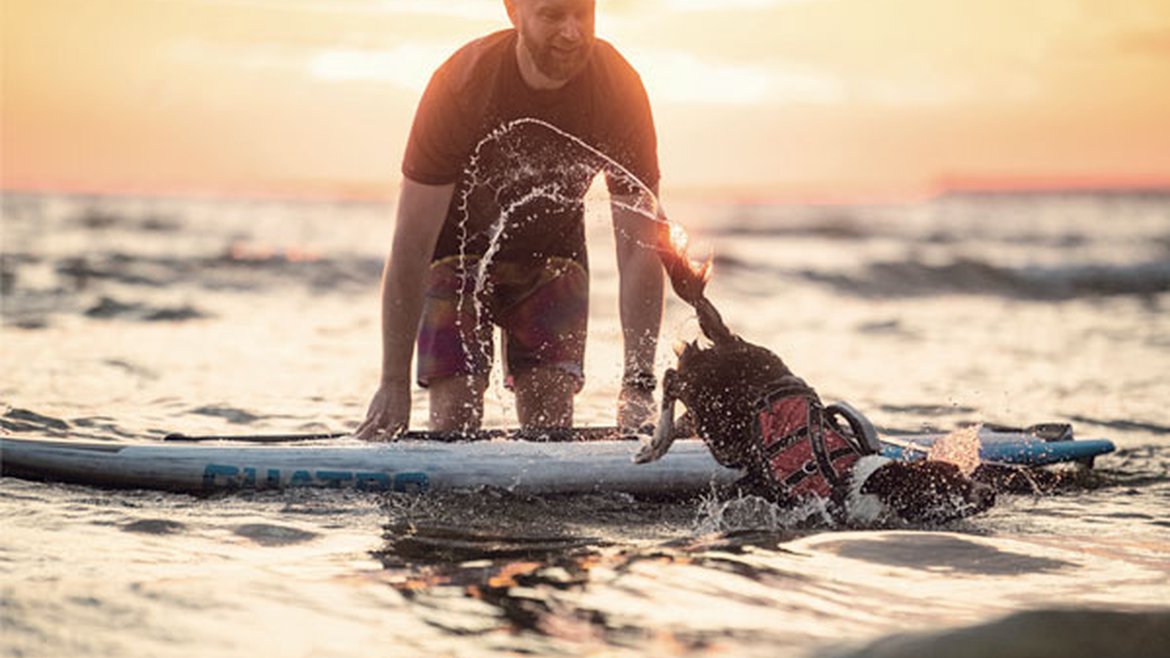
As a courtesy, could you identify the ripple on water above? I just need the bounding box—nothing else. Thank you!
[813,533,1074,575]
[121,519,188,535]
[232,523,320,546]
[828,609,1170,658]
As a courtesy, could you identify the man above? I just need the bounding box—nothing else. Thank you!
[356,0,665,439]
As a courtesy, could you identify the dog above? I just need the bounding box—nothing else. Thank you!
[636,225,995,524]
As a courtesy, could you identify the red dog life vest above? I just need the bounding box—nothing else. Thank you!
[754,385,869,499]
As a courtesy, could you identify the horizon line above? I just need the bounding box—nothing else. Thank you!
[5,175,1170,207]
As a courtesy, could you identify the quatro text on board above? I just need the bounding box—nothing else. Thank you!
[201,464,429,492]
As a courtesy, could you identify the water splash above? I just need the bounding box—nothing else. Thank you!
[448,117,671,379]
[928,424,982,475]
[692,490,834,533]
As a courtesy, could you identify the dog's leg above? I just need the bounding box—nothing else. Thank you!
[634,398,675,463]
[674,409,697,438]
[635,369,680,464]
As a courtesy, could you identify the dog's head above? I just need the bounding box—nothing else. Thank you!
[666,337,793,409]
[660,336,798,470]
[861,460,996,524]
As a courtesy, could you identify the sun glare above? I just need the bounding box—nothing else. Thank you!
[4,0,1168,199]
[308,44,449,90]
[661,0,816,11]
[668,222,690,254]
[628,50,772,105]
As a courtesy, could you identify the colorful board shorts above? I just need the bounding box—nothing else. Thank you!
[416,256,588,390]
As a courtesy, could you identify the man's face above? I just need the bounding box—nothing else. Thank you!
[509,0,596,83]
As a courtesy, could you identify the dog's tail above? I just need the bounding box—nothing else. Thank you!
[657,221,734,344]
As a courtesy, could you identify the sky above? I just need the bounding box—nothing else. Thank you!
[3,0,1170,201]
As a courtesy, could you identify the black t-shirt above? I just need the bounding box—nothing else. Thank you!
[402,29,660,267]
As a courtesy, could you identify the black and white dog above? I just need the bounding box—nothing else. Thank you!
[636,230,995,524]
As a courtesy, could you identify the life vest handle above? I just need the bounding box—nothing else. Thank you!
[825,401,881,456]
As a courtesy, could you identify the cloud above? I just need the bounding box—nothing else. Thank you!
[149,0,502,20]
[166,37,451,91]
[628,49,842,105]
[308,45,451,89]
[658,0,816,11]
[1115,28,1170,56]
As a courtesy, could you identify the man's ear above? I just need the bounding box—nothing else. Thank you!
[504,0,519,26]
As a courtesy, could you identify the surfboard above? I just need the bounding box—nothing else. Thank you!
[0,424,1114,494]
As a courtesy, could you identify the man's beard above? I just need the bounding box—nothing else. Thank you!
[524,37,593,83]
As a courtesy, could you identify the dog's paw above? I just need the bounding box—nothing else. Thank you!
[636,393,677,464]
[634,438,670,464]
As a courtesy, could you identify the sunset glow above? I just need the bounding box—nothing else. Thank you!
[3,0,1169,200]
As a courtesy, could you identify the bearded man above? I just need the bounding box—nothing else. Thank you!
[358,0,665,438]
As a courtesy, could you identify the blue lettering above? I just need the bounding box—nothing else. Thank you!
[201,465,430,493]
[203,464,239,488]
[289,470,313,487]
[393,472,429,493]
[354,472,392,491]
[316,470,353,488]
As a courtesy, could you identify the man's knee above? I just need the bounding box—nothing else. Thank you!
[513,366,578,428]
[512,364,581,395]
[428,374,488,431]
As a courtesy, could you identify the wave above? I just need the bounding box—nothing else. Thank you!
[1,250,384,327]
[714,216,873,241]
[835,608,1170,658]
[715,222,1109,249]
[47,250,384,291]
[797,258,1170,300]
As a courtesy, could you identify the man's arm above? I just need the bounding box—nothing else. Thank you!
[611,190,665,429]
[356,179,455,440]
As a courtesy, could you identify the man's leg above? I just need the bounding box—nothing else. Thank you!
[497,258,587,428]
[416,258,493,432]
[512,366,576,428]
[428,373,489,431]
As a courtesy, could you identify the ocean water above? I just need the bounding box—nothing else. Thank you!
[2,188,1169,657]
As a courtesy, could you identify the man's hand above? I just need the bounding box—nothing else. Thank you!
[355,380,411,441]
[358,180,454,442]
[617,383,655,432]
